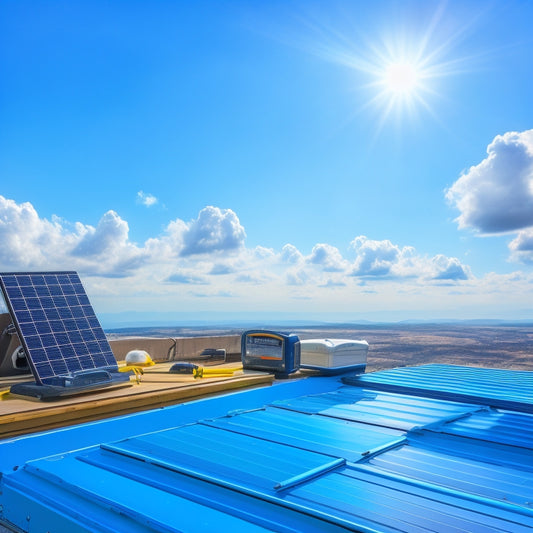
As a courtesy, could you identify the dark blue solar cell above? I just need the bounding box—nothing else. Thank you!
[71,307,84,319]
[98,340,110,352]
[78,356,92,368]
[47,346,62,360]
[92,354,108,367]
[26,298,42,310]
[30,309,46,322]
[65,358,82,372]
[5,286,23,299]
[25,336,43,350]
[53,360,69,375]
[58,307,73,319]
[81,305,94,317]
[35,285,51,297]
[48,284,63,296]
[81,330,95,342]
[15,310,32,323]
[1,276,19,287]
[35,322,52,335]
[66,295,79,306]
[68,331,83,344]
[19,322,38,336]
[56,274,70,284]
[87,317,101,328]
[86,341,100,354]
[61,345,76,359]
[21,286,37,298]
[39,297,54,309]
[75,318,90,330]
[41,334,57,348]
[78,294,91,306]
[62,284,75,295]
[30,348,48,363]
[63,319,77,331]
[54,333,70,345]
[49,320,64,333]
[11,299,28,312]
[45,308,61,321]
[52,296,68,307]
[32,275,46,285]
[94,329,107,341]
[74,343,89,357]
[18,275,32,286]
[35,362,54,378]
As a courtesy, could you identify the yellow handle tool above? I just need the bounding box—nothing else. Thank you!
[169,363,242,379]
[119,365,145,383]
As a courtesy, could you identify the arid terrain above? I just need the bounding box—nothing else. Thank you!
[108,322,533,372]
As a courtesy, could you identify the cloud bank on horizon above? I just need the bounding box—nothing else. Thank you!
[1,130,532,318]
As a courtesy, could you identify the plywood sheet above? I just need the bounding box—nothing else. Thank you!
[0,363,273,439]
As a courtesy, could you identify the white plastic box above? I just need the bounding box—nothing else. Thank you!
[300,338,368,375]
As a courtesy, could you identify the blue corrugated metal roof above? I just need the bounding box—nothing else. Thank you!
[438,408,533,449]
[347,364,533,413]
[1,364,532,532]
[273,386,485,430]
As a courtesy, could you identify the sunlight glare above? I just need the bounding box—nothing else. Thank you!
[383,62,420,94]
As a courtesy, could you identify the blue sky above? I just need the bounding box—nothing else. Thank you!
[1,0,533,324]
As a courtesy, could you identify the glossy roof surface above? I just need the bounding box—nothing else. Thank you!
[0,364,532,532]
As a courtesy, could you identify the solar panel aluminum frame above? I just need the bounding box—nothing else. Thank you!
[0,271,130,399]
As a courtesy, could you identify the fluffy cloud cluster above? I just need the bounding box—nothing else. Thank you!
[446,130,533,233]
[446,129,533,263]
[0,198,246,279]
[0,195,481,311]
[180,206,246,256]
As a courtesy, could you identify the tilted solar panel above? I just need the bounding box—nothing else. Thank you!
[0,272,123,392]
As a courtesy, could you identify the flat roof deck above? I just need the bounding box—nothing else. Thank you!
[1,364,532,532]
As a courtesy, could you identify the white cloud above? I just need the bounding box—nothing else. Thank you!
[210,263,236,275]
[137,191,158,207]
[180,206,246,256]
[286,268,309,286]
[308,243,347,272]
[446,129,533,234]
[3,195,526,320]
[165,271,208,284]
[281,244,304,264]
[350,236,402,277]
[0,196,143,276]
[430,255,471,281]
[349,236,471,282]
[509,228,533,264]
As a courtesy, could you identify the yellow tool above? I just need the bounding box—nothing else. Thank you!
[169,362,242,379]
[119,365,145,383]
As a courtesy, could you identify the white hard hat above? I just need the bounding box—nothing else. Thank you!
[125,350,154,366]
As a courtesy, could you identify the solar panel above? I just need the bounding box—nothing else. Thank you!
[0,271,130,398]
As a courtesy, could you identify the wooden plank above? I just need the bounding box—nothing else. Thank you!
[0,364,273,439]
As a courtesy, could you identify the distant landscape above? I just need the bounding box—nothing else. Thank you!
[107,322,533,372]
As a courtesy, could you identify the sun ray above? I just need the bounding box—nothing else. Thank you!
[295,3,489,135]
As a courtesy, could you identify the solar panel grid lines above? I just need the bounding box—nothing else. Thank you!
[0,271,117,385]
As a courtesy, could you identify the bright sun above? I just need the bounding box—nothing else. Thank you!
[302,1,477,133]
[383,62,420,94]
